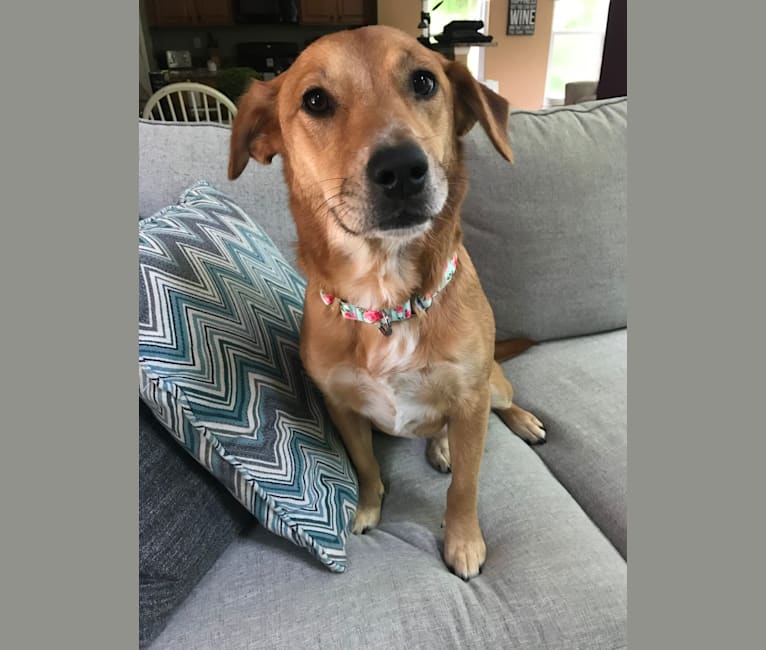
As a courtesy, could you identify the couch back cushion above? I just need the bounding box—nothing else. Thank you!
[461,97,627,342]
[139,120,298,267]
[140,98,626,343]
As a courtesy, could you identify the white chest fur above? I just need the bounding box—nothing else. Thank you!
[323,329,461,439]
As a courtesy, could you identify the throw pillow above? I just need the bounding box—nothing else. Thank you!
[138,180,358,573]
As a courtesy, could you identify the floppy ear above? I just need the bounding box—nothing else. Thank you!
[445,61,513,162]
[228,77,283,180]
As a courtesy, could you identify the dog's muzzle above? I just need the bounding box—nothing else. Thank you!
[366,141,434,231]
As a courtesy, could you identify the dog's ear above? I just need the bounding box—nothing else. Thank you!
[228,77,283,179]
[445,61,513,162]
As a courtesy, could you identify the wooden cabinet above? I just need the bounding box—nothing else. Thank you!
[146,0,374,27]
[146,0,233,27]
[194,0,233,24]
[148,0,191,25]
[300,0,373,26]
[300,0,338,24]
[338,0,366,24]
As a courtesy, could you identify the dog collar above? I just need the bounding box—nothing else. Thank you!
[320,253,459,336]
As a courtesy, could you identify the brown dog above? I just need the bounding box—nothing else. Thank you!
[228,25,545,580]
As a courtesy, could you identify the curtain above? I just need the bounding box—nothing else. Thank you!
[597,0,627,99]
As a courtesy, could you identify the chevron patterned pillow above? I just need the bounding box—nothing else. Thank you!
[138,181,358,572]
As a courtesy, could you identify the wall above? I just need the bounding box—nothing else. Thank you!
[377,0,420,38]
[377,0,554,110]
[484,0,553,109]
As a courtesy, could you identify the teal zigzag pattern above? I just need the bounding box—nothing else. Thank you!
[138,182,358,572]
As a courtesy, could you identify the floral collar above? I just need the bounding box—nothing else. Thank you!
[319,253,459,336]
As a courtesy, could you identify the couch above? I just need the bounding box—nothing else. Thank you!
[138,96,627,649]
[564,81,599,105]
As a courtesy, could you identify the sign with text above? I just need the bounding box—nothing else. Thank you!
[507,0,537,35]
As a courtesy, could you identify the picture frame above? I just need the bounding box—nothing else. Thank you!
[507,0,538,36]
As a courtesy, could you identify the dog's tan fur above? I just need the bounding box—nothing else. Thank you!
[228,25,544,579]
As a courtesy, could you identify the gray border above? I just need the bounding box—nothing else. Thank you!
[630,2,764,648]
[3,0,762,647]
[0,2,137,648]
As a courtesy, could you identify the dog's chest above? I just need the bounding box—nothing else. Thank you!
[359,370,447,438]
[325,333,462,439]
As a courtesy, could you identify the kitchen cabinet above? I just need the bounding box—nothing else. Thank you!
[299,0,337,24]
[147,0,189,25]
[195,0,233,24]
[299,0,373,26]
[146,0,233,27]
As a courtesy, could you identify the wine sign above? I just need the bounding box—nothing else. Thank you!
[507,0,538,36]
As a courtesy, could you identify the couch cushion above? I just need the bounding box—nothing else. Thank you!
[139,181,358,572]
[139,401,253,647]
[462,97,627,342]
[502,329,627,557]
[138,119,298,267]
[149,413,626,650]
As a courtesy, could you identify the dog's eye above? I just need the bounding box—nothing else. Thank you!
[302,87,332,116]
[412,70,438,99]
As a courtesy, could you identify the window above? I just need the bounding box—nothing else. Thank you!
[425,0,490,81]
[544,0,611,106]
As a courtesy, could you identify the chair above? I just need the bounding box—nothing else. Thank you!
[142,82,237,126]
[564,81,599,105]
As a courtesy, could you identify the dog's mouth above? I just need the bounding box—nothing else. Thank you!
[328,202,434,239]
[375,209,432,232]
[323,150,448,239]
[366,176,448,238]
[361,141,448,238]
[327,191,442,238]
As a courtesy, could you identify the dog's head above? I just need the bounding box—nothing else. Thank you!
[228,25,511,246]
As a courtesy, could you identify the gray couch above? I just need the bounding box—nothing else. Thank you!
[139,97,627,649]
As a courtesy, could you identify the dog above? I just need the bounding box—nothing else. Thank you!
[228,25,545,580]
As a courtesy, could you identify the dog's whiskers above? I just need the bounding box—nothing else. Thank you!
[316,192,346,214]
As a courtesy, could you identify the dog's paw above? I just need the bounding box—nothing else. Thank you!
[426,437,451,473]
[352,503,382,534]
[351,480,385,534]
[443,525,486,581]
[506,407,546,445]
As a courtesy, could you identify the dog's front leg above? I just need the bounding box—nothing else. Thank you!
[326,401,385,534]
[443,387,490,580]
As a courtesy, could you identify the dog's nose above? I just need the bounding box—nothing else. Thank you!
[367,143,429,199]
